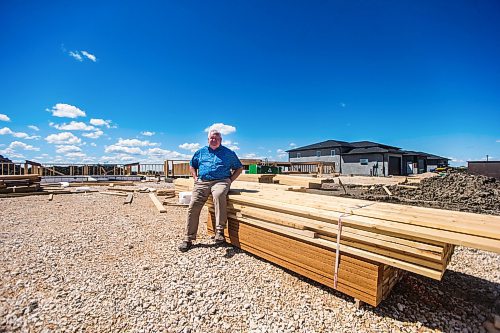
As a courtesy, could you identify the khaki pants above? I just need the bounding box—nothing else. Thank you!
[185,178,231,242]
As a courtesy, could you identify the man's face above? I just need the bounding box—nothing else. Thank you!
[208,134,222,149]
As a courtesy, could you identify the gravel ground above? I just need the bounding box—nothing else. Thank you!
[1,184,499,333]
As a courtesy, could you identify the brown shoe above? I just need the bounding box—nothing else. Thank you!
[214,232,225,244]
[178,241,192,252]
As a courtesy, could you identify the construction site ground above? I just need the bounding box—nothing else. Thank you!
[1,175,499,333]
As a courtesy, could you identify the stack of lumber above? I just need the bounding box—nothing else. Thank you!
[184,180,500,306]
[173,178,305,197]
[207,212,405,306]
[0,174,41,194]
[157,188,176,198]
[273,174,335,189]
[220,189,500,277]
[237,173,276,183]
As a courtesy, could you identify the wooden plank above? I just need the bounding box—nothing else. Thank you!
[163,202,189,207]
[230,190,500,245]
[397,184,418,189]
[0,184,40,194]
[382,186,392,196]
[157,188,176,196]
[99,191,129,197]
[0,174,41,181]
[109,187,136,192]
[124,193,133,204]
[228,194,500,253]
[220,202,444,255]
[69,182,135,187]
[149,193,167,213]
[237,173,276,183]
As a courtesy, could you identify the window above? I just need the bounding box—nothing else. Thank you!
[316,151,321,157]
[360,158,368,165]
[331,150,336,156]
[297,152,301,158]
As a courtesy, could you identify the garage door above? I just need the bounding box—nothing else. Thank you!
[388,156,401,175]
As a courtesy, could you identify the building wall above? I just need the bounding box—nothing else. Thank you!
[468,161,500,179]
[341,154,387,176]
[289,147,341,159]
[289,155,341,172]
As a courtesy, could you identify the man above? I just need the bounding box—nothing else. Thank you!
[178,129,243,252]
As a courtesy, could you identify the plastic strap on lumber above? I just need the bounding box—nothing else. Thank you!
[333,203,376,289]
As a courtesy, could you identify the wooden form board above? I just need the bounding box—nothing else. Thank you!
[124,193,133,204]
[207,212,403,307]
[149,193,166,213]
[273,174,335,189]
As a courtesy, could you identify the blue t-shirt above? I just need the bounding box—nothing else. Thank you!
[190,145,243,181]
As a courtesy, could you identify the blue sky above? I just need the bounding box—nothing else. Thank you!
[1,1,499,166]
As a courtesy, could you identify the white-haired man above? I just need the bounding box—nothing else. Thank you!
[178,129,243,252]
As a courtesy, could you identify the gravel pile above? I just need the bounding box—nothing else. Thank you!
[359,171,500,215]
[1,184,499,332]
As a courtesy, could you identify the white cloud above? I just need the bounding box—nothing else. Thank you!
[0,150,25,159]
[68,50,97,62]
[99,154,137,163]
[82,130,104,139]
[204,123,236,135]
[69,51,83,61]
[45,132,82,145]
[12,132,39,139]
[65,152,87,158]
[116,138,157,147]
[9,141,40,151]
[50,121,95,131]
[243,153,263,159]
[496,140,500,143]
[56,145,82,154]
[47,103,86,118]
[0,127,14,135]
[81,51,97,62]
[448,157,465,163]
[179,143,201,152]
[228,145,240,151]
[0,127,39,139]
[90,142,97,147]
[289,143,297,147]
[147,148,191,160]
[90,118,111,128]
[0,114,10,122]
[141,131,155,136]
[105,145,144,155]
[28,125,40,131]
[276,149,288,160]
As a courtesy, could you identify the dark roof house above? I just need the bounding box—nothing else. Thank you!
[287,140,448,176]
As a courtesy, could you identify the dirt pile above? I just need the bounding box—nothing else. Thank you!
[360,171,500,215]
